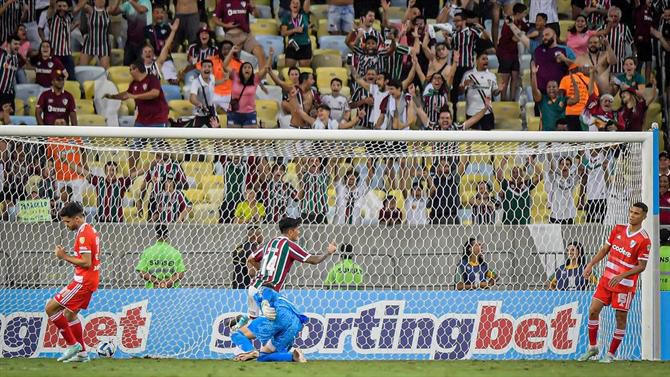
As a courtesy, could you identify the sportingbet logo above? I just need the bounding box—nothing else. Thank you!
[211,300,581,359]
[0,301,151,357]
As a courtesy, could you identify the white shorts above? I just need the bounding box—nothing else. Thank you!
[247,285,259,317]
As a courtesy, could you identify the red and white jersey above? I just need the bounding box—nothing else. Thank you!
[73,223,101,291]
[251,236,312,290]
[602,224,650,293]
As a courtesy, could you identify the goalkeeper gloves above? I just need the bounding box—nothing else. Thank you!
[262,300,277,320]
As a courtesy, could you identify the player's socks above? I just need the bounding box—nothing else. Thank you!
[608,329,625,355]
[587,319,599,348]
[69,319,86,351]
[50,311,77,345]
[257,352,294,362]
[231,330,255,352]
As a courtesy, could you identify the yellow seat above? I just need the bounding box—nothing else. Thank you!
[77,114,106,126]
[14,98,24,115]
[388,189,405,212]
[182,161,212,177]
[312,53,342,69]
[82,190,97,207]
[72,52,80,65]
[207,188,224,204]
[372,189,386,202]
[76,99,95,115]
[83,80,96,99]
[190,203,219,223]
[250,19,279,36]
[184,188,206,203]
[559,20,572,39]
[492,101,521,130]
[557,0,572,18]
[316,67,348,88]
[64,80,82,99]
[168,99,194,117]
[256,99,279,128]
[456,101,466,123]
[528,116,541,131]
[310,4,328,20]
[386,7,406,20]
[108,66,132,85]
[281,67,313,80]
[317,19,329,39]
[644,102,662,129]
[327,187,336,207]
[313,49,341,57]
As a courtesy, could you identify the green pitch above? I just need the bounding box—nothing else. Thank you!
[1,359,669,377]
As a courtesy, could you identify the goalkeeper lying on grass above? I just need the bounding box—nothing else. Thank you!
[231,284,308,362]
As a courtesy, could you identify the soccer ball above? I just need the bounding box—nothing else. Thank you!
[96,341,117,358]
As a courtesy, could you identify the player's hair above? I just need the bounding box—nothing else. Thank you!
[632,202,648,213]
[512,3,527,14]
[462,237,484,264]
[155,224,169,240]
[565,241,585,266]
[623,56,637,66]
[330,78,342,86]
[278,217,301,234]
[340,244,353,259]
[536,13,548,22]
[59,202,84,218]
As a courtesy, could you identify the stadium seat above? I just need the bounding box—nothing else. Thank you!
[256,35,285,61]
[250,19,278,36]
[119,115,135,127]
[190,203,219,223]
[527,116,541,131]
[72,52,80,65]
[168,100,194,117]
[206,188,225,205]
[26,96,37,116]
[184,189,206,203]
[256,99,279,128]
[255,4,272,18]
[15,84,42,102]
[83,80,96,99]
[64,80,82,99]
[76,99,96,115]
[172,53,189,73]
[9,115,37,125]
[82,190,97,207]
[312,53,342,69]
[162,84,183,101]
[14,98,25,115]
[77,114,106,126]
[240,50,259,69]
[386,7,407,20]
[108,66,132,85]
[24,69,36,84]
[492,101,522,130]
[310,4,329,20]
[74,66,105,85]
[520,54,531,71]
[317,19,329,39]
[456,101,466,123]
[313,48,341,57]
[645,102,662,128]
[318,36,349,56]
[110,48,124,66]
[316,67,348,88]
[559,20,572,39]
[557,0,572,19]
[200,175,223,189]
[487,55,499,70]
[255,85,282,102]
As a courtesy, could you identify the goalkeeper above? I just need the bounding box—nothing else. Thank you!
[230,284,308,362]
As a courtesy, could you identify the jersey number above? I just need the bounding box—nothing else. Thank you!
[617,293,631,308]
[260,248,279,277]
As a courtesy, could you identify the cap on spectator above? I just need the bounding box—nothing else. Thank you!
[660,151,669,160]
[599,93,614,102]
[52,69,66,80]
[198,25,210,35]
[624,87,638,97]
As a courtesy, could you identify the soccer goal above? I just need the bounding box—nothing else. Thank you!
[0,126,660,361]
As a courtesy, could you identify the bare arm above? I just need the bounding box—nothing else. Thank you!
[304,243,337,265]
[55,245,92,268]
[462,102,489,130]
[566,74,580,106]
[157,19,179,65]
[651,27,670,51]
[583,242,610,278]
[351,70,371,91]
[127,0,148,14]
[339,111,361,129]
[530,62,542,103]
[246,255,260,277]
[267,69,292,92]
[69,111,78,126]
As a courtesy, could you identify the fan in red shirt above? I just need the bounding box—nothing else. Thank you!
[36,69,77,125]
[30,41,67,88]
[578,202,651,363]
[44,202,101,363]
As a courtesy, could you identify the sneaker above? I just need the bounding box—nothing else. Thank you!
[599,352,616,363]
[292,348,307,363]
[233,350,259,361]
[577,347,599,361]
[62,354,90,363]
[57,343,82,362]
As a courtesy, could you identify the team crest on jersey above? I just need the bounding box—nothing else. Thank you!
[48,61,53,68]
[79,237,86,244]
[630,240,636,248]
[617,234,621,239]
[241,1,246,7]
[143,83,148,90]
[63,98,68,105]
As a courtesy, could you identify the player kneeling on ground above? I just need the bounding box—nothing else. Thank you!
[231,284,308,362]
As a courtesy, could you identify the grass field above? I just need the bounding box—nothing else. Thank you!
[1,359,669,377]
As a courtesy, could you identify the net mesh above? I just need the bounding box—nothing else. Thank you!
[0,133,646,360]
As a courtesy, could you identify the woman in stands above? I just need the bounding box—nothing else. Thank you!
[455,237,497,290]
[225,45,270,128]
[281,0,312,67]
[75,0,113,68]
[548,241,596,290]
[566,14,595,57]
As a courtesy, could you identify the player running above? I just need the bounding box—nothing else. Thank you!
[44,202,101,363]
[578,202,650,363]
[231,284,308,362]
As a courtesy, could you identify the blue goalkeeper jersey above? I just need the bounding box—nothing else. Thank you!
[253,287,308,324]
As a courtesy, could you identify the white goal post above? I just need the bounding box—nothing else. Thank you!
[0,126,660,360]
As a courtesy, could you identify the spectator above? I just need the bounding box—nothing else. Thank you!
[615,57,645,94]
[469,181,498,224]
[321,78,350,123]
[1,142,41,220]
[296,103,361,129]
[196,41,239,113]
[45,132,87,203]
[529,0,559,37]
[297,157,331,224]
[583,0,610,29]
[281,0,312,67]
[620,83,657,132]
[51,184,72,221]
[136,153,189,222]
[415,57,453,126]
[581,66,623,131]
[527,13,547,55]
[378,195,403,225]
[533,27,572,95]
[334,168,371,225]
[660,175,670,225]
[349,67,377,129]
[219,155,248,223]
[327,0,354,35]
[110,0,151,66]
[285,71,319,129]
[23,0,41,52]
[0,0,23,49]
[496,4,529,101]
[413,98,488,130]
[262,163,297,223]
[213,0,266,69]
[267,63,300,118]
[356,8,383,44]
[650,11,670,104]
[47,0,75,79]
[0,34,21,112]
[580,148,610,223]
[29,41,67,89]
[660,151,670,177]
[456,237,497,290]
[104,61,170,173]
[140,19,179,85]
[560,65,595,131]
[0,103,11,124]
[324,244,364,287]
[234,188,265,224]
[189,59,222,128]
[545,155,579,224]
[347,32,386,80]
[596,6,634,74]
[566,14,596,58]
[530,62,580,131]
[404,13,436,77]
[574,35,615,94]
[232,226,263,289]
[136,224,186,288]
[6,25,32,84]
[144,4,170,57]
[77,161,142,223]
[154,174,192,223]
[633,0,653,82]
[548,241,595,290]
[76,0,112,69]
[382,26,416,82]
[186,25,218,66]
[405,182,428,225]
[172,0,199,50]
[496,156,541,225]
[376,77,417,130]
[460,53,501,130]
[427,156,464,224]
[350,69,393,130]
[450,11,486,118]
[225,47,270,128]
[36,69,77,126]
[426,42,454,80]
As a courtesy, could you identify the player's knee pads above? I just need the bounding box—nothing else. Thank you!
[231,331,255,352]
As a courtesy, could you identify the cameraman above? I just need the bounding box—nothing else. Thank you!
[189,59,221,128]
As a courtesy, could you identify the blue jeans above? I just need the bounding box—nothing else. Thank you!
[328,5,355,34]
[227,112,258,128]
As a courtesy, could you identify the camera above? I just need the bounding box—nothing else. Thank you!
[288,39,299,51]
[346,53,353,66]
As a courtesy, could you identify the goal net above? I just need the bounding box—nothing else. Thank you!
[0,126,658,361]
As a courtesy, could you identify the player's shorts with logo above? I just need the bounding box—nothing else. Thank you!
[54,281,94,311]
[593,279,634,311]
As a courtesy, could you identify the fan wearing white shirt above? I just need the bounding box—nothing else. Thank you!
[376,78,418,131]
[296,104,362,130]
[405,183,429,225]
[545,154,580,224]
[188,59,226,127]
[334,168,372,225]
[579,149,610,223]
[320,78,350,122]
[460,52,505,130]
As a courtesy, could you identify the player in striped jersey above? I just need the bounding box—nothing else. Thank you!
[415,59,454,125]
[0,34,21,110]
[349,67,376,129]
[48,0,75,80]
[596,7,634,74]
[378,28,416,82]
[578,203,650,363]
[450,11,488,118]
[154,174,192,223]
[186,25,218,66]
[298,157,332,224]
[76,0,112,68]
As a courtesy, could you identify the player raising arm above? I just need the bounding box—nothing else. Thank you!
[578,202,650,363]
[44,202,101,363]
